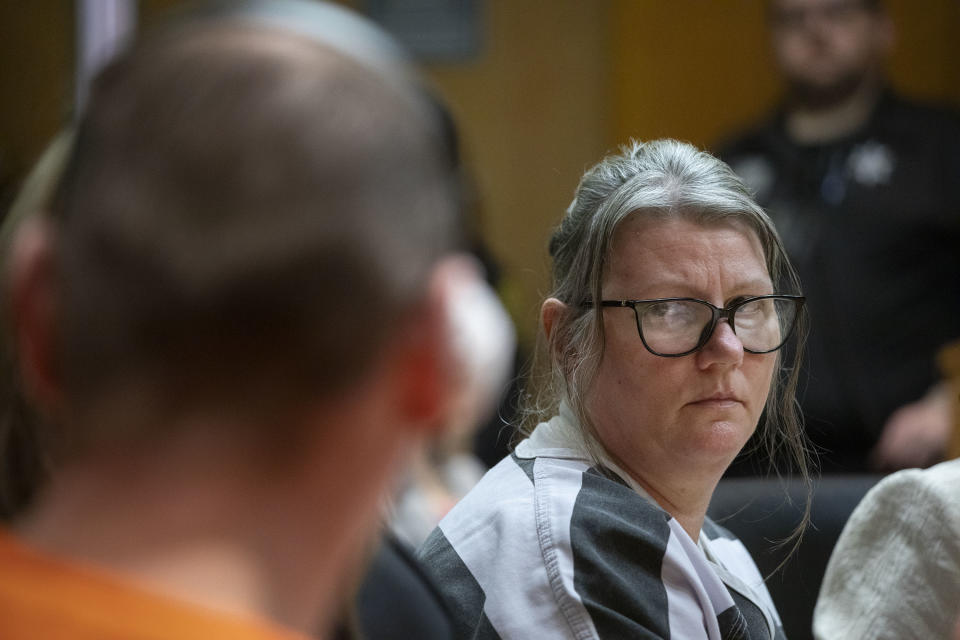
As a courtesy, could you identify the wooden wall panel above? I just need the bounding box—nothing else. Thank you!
[425,1,609,345]
[0,5,73,214]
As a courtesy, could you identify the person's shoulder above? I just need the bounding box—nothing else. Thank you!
[876,91,960,140]
[417,451,578,559]
[839,460,960,540]
[514,455,660,532]
[869,459,960,508]
[882,91,960,121]
[346,535,455,640]
[816,464,960,639]
[918,457,960,486]
[417,454,611,639]
[568,466,673,549]
[428,452,537,530]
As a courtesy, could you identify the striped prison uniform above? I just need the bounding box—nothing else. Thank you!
[418,407,786,639]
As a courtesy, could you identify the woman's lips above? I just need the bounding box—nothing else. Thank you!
[688,393,742,409]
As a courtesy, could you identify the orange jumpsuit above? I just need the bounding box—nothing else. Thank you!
[0,530,315,640]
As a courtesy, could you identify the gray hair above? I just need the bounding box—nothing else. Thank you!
[522,139,811,485]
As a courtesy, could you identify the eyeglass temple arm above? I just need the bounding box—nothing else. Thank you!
[584,300,632,308]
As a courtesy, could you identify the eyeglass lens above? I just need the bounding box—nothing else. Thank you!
[640,298,797,355]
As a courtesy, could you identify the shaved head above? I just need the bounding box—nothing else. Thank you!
[46,15,456,438]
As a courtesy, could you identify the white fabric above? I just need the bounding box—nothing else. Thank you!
[813,459,960,640]
[437,449,588,638]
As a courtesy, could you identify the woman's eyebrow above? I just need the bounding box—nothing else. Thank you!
[733,278,776,293]
[616,277,774,299]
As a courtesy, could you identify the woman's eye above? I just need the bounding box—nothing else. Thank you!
[738,300,763,315]
[646,301,698,326]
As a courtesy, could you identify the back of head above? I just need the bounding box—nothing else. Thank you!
[46,2,456,444]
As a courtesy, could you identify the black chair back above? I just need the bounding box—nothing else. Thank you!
[708,474,882,640]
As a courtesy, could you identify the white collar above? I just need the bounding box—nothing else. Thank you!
[514,401,659,508]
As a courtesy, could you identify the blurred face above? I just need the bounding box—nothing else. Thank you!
[585,216,777,480]
[769,0,892,107]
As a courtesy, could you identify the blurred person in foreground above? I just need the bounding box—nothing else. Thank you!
[386,97,516,552]
[813,342,960,640]
[419,139,809,639]
[813,457,960,639]
[718,0,960,473]
[0,1,490,637]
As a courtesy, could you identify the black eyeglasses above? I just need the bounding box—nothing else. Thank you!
[586,295,805,357]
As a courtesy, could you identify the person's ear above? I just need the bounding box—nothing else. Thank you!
[6,217,63,414]
[389,256,474,434]
[392,255,514,438]
[541,297,567,344]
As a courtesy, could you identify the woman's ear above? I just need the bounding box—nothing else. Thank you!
[541,297,567,343]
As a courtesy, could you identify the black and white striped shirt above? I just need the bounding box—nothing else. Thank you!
[418,408,786,639]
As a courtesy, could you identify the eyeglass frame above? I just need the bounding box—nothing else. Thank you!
[584,294,806,358]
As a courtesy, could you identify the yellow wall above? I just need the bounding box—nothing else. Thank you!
[425,2,610,345]
[885,0,960,104]
[0,5,72,208]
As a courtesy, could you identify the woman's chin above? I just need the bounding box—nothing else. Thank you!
[683,420,755,469]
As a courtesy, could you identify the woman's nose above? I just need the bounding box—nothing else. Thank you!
[697,319,744,368]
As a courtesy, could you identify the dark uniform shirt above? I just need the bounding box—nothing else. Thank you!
[718,90,960,472]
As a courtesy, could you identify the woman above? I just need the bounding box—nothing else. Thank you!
[418,140,809,639]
